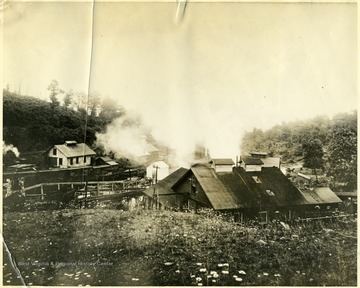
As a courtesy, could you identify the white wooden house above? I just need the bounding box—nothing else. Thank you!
[47,141,96,168]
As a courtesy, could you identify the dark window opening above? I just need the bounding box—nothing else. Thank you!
[191,176,197,194]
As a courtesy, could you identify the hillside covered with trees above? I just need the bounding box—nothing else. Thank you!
[3,86,125,153]
[241,111,357,191]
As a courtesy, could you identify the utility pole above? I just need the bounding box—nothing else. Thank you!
[153,165,160,209]
[153,165,160,184]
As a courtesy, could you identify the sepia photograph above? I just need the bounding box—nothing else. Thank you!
[2,0,357,286]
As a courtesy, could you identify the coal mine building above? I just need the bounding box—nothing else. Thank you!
[143,158,342,222]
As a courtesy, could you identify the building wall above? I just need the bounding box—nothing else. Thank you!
[241,164,262,172]
[47,148,93,168]
[213,164,233,173]
[173,174,212,209]
[65,155,92,168]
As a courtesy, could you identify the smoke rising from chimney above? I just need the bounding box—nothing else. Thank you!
[96,96,244,167]
[95,115,151,163]
[3,142,20,158]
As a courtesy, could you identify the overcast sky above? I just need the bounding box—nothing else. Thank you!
[3,2,357,159]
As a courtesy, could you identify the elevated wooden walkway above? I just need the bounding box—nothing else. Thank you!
[8,179,150,200]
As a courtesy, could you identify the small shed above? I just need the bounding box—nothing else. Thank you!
[95,156,118,166]
[209,158,235,173]
[240,156,264,171]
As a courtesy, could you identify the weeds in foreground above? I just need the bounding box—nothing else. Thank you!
[3,208,357,286]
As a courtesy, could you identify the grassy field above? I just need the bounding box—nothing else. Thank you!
[3,208,357,286]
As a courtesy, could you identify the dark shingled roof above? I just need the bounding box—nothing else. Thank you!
[233,167,308,207]
[99,156,118,166]
[55,143,96,158]
[144,165,342,211]
[143,167,188,197]
[191,165,241,210]
[210,159,235,166]
[241,156,264,165]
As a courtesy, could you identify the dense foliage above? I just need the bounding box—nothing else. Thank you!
[3,209,357,286]
[3,89,125,153]
[302,139,324,180]
[241,111,357,189]
[327,113,357,190]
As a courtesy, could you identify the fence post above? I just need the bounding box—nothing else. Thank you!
[41,185,44,200]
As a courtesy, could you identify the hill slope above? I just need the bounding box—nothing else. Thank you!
[3,209,356,286]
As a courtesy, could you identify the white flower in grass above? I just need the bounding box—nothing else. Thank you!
[132,278,139,281]
[199,268,207,273]
[222,270,229,275]
[212,280,216,283]
[196,277,202,282]
[274,273,281,277]
[218,263,223,267]
[175,270,180,274]
[197,283,203,286]
[235,277,243,282]
[263,272,269,276]
[191,275,196,278]
[238,270,246,275]
[196,263,202,266]
[164,262,173,266]
[223,263,229,267]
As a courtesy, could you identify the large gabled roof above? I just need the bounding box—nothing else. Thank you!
[55,143,96,158]
[191,165,242,210]
[143,167,188,197]
[143,164,341,211]
[234,167,308,207]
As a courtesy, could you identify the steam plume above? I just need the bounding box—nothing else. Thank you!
[3,142,20,158]
[96,116,150,163]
